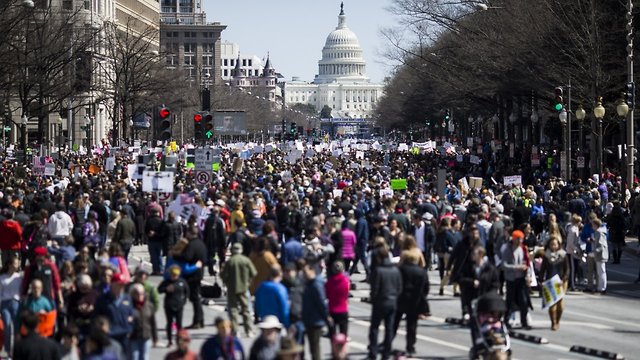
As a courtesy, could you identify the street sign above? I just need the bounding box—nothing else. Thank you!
[158,192,172,202]
[195,148,213,171]
[195,170,211,185]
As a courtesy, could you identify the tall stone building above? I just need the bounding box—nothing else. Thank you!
[159,0,226,85]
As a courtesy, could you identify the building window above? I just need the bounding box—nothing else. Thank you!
[223,59,228,66]
[62,0,73,10]
[185,32,190,37]
[184,43,196,53]
[184,55,194,66]
[248,59,252,66]
[165,55,177,66]
[202,43,213,53]
[242,59,246,66]
[223,69,228,77]
[203,56,213,66]
[166,31,173,38]
[230,59,234,66]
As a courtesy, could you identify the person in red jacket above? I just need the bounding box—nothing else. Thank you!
[21,246,63,309]
[0,209,23,265]
[325,261,350,338]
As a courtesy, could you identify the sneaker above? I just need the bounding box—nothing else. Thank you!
[439,288,444,296]
[522,325,532,330]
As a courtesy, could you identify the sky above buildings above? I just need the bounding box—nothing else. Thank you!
[204,0,395,83]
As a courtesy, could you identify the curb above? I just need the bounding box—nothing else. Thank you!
[570,345,625,360]
[508,331,548,344]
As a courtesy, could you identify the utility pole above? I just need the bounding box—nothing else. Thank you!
[626,0,635,190]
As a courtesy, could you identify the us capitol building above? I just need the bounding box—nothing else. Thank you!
[283,3,384,119]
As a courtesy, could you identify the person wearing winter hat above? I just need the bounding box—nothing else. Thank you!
[501,230,531,330]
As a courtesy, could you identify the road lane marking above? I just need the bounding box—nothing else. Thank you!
[350,318,469,352]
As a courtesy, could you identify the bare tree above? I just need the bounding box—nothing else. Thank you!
[1,1,99,150]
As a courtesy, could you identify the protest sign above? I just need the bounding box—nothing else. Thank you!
[541,274,565,309]
[469,177,483,189]
[503,175,522,186]
[379,189,394,198]
[390,178,407,190]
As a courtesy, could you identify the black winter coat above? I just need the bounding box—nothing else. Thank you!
[370,259,403,309]
[158,277,190,312]
[397,262,428,308]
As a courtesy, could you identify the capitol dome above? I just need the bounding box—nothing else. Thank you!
[315,3,369,84]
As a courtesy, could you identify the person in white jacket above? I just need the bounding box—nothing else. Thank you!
[48,203,74,245]
[564,214,583,291]
[589,217,608,294]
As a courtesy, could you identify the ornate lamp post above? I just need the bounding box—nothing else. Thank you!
[617,97,630,184]
[594,97,606,176]
[575,104,586,179]
[530,109,539,145]
[559,108,569,180]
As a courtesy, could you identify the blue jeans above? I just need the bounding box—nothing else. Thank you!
[1,299,19,355]
[128,338,151,360]
[148,241,164,273]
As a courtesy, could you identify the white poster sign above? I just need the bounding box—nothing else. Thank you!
[503,175,522,186]
[142,171,174,193]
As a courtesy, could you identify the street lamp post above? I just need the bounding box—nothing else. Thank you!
[559,108,569,180]
[594,97,606,176]
[21,114,28,164]
[617,98,630,186]
[530,110,539,145]
[575,104,586,179]
[626,0,635,190]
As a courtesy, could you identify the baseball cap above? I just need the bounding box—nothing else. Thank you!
[112,273,128,285]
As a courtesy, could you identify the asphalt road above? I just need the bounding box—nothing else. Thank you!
[128,242,640,360]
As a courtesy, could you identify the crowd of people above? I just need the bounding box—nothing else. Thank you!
[0,140,637,360]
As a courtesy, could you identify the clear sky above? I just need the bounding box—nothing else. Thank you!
[203,0,395,83]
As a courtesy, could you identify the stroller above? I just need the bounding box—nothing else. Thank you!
[469,291,512,360]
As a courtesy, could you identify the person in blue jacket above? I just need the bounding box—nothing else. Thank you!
[94,272,134,353]
[200,317,245,360]
[255,264,290,328]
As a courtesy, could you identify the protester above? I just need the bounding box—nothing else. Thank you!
[255,264,289,327]
[502,230,531,330]
[221,242,257,337]
[199,317,245,360]
[164,329,198,360]
[249,315,282,360]
[13,310,62,360]
[540,236,569,330]
[368,245,402,360]
[158,265,190,347]
[302,257,331,360]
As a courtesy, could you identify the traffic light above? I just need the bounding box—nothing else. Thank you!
[194,111,204,140]
[155,106,172,141]
[204,113,214,140]
[626,81,635,108]
[553,87,564,111]
[445,109,450,121]
[290,122,296,134]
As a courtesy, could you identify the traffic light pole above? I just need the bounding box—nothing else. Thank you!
[626,0,635,191]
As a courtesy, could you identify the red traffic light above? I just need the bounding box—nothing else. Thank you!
[159,107,171,119]
[194,114,202,122]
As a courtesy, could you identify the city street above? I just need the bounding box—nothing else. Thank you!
[129,241,640,360]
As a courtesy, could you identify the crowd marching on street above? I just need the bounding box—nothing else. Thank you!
[0,138,638,360]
